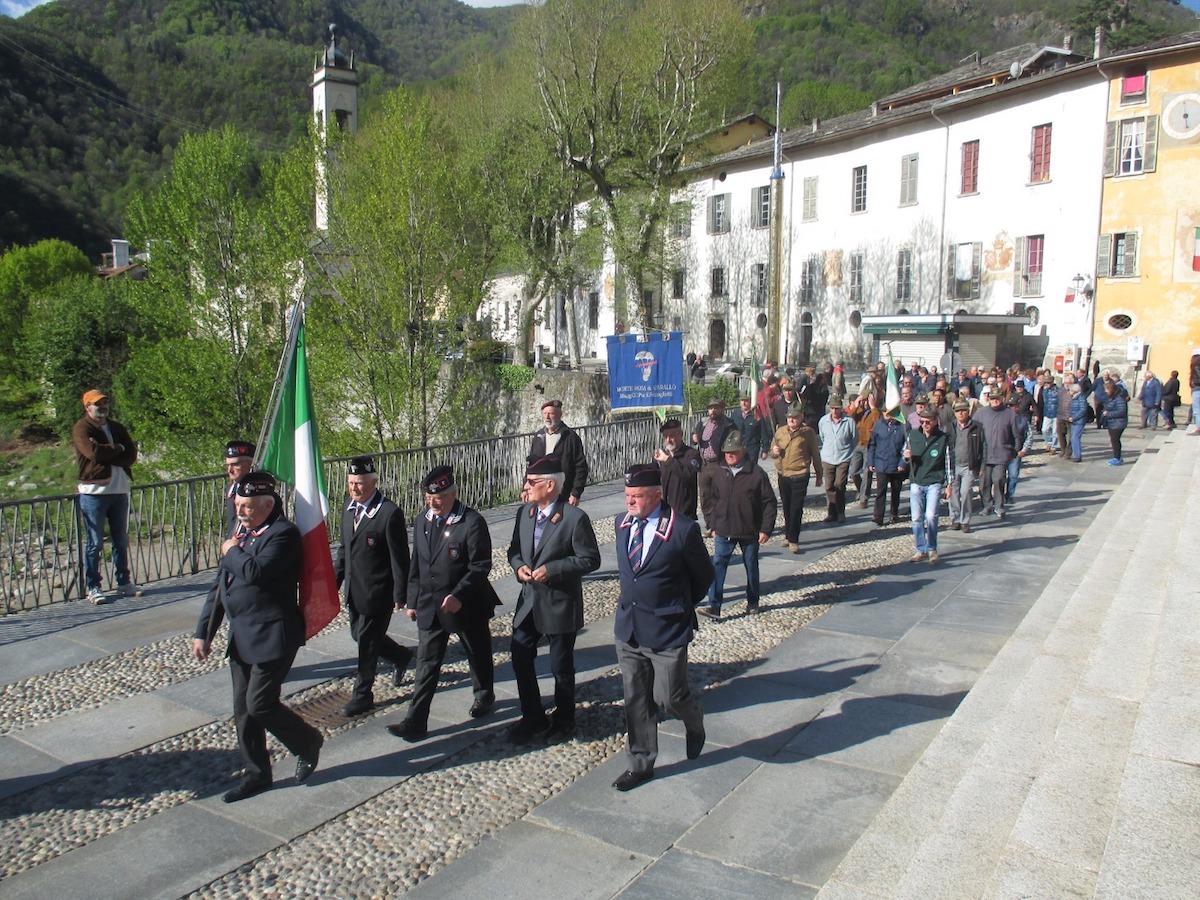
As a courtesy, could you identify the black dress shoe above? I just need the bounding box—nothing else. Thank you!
[507,718,548,744]
[295,736,322,784]
[469,696,495,719]
[223,779,272,803]
[543,721,576,745]
[392,647,414,687]
[386,719,428,742]
[341,696,373,717]
[686,728,706,760]
[612,770,654,792]
[696,606,721,620]
[872,517,883,526]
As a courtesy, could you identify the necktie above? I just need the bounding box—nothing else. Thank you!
[353,504,365,528]
[533,511,548,551]
[628,518,645,571]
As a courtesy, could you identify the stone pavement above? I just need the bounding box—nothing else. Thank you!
[0,425,1195,898]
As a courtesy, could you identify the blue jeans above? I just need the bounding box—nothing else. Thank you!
[910,483,942,554]
[1070,419,1086,460]
[79,492,131,590]
[1006,456,1022,500]
[1041,417,1058,450]
[707,535,760,612]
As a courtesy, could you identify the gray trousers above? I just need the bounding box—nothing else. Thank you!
[617,639,704,774]
[949,470,976,525]
[982,463,1007,513]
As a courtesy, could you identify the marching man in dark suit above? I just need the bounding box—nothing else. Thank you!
[652,419,701,519]
[387,465,499,741]
[507,455,601,745]
[334,456,414,717]
[611,464,714,792]
[528,399,589,505]
[221,440,255,536]
[193,471,324,803]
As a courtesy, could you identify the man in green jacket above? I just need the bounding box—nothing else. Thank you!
[904,408,951,564]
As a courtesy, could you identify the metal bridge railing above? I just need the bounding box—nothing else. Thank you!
[1,416,658,614]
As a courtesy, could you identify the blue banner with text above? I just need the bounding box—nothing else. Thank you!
[605,332,685,410]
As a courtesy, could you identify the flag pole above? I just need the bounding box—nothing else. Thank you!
[255,302,304,467]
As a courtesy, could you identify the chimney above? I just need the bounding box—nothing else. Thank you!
[811,117,820,133]
[1094,26,1106,60]
[1063,34,1073,52]
[871,101,879,118]
[111,239,130,269]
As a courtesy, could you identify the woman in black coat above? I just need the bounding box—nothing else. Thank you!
[1161,370,1180,429]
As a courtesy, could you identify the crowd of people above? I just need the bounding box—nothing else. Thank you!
[69,353,1200,801]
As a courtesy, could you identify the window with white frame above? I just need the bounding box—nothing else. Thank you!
[1104,116,1159,177]
[671,269,685,299]
[895,248,912,303]
[851,166,868,213]
[849,252,864,305]
[752,186,770,228]
[1097,232,1139,278]
[947,241,983,300]
[588,291,600,329]
[800,255,821,304]
[1120,66,1147,103]
[751,263,768,306]
[706,194,730,234]
[802,176,818,221]
[671,202,692,238]
[1013,235,1045,296]
[710,266,728,296]
[899,154,919,205]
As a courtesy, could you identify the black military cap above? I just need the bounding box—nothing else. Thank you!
[660,419,682,433]
[225,441,255,459]
[234,471,276,497]
[348,456,376,475]
[424,465,454,494]
[526,455,563,476]
[624,464,661,487]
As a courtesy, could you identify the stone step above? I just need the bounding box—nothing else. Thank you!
[817,441,1178,898]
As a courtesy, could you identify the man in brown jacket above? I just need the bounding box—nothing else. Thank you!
[770,404,821,553]
[73,389,139,605]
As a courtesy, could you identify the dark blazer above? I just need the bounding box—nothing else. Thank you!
[335,492,410,616]
[507,499,601,634]
[692,414,734,462]
[614,505,714,650]
[658,446,702,518]
[407,500,500,632]
[194,506,305,664]
[529,425,589,501]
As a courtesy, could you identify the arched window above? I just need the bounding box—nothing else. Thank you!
[799,311,814,363]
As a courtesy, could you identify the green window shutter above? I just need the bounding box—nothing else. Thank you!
[971,242,983,299]
[1124,232,1138,276]
[1103,121,1118,178]
[1097,233,1112,278]
[946,243,956,296]
[1143,116,1159,173]
[1014,235,1026,295]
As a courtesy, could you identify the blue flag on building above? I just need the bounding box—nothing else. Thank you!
[606,332,685,410]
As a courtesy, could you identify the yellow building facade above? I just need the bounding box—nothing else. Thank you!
[1093,37,1200,388]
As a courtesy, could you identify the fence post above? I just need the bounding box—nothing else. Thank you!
[73,495,85,601]
[187,480,199,575]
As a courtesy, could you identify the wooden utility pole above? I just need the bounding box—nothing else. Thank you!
[768,83,786,365]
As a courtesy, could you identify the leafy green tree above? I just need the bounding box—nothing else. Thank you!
[122,125,313,473]
[519,0,751,331]
[22,274,140,435]
[310,88,496,451]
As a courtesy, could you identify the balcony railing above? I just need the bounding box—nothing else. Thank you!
[1,416,658,614]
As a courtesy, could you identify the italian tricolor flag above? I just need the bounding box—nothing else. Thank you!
[260,312,340,639]
[885,348,905,424]
[1193,227,1200,273]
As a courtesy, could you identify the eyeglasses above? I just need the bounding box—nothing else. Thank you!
[524,477,546,486]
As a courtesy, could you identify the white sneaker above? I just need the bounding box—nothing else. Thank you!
[118,582,143,597]
[87,587,111,605]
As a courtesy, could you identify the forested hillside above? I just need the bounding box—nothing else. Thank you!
[0,0,1194,253]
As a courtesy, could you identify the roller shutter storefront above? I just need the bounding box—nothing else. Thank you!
[957,331,999,370]
[871,336,948,368]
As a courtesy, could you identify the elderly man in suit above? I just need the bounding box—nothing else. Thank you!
[507,455,601,745]
[610,463,714,791]
[334,456,414,717]
[528,399,590,505]
[220,440,255,536]
[387,465,500,741]
[193,471,324,803]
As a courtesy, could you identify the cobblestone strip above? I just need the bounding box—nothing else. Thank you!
[190,528,915,898]
[0,518,620,737]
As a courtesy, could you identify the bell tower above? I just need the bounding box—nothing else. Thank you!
[311,24,358,231]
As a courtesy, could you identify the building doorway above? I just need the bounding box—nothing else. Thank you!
[709,318,726,360]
